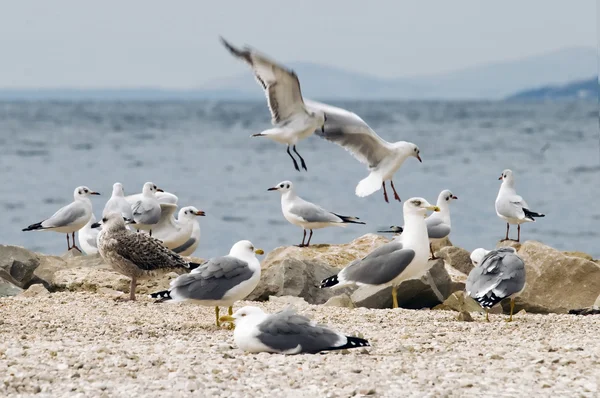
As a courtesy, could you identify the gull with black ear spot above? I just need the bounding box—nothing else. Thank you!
[130,182,164,236]
[22,185,100,252]
[268,180,365,247]
[424,189,457,259]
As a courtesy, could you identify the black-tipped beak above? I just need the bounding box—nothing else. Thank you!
[195,210,206,216]
[267,187,278,191]
[417,154,422,163]
[156,188,164,192]
[90,191,100,195]
[498,176,503,180]
[90,222,101,229]
[452,195,458,200]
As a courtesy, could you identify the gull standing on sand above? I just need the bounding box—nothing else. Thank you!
[97,213,200,301]
[268,180,365,247]
[425,189,458,259]
[130,182,163,235]
[218,306,370,354]
[151,204,205,250]
[312,101,422,202]
[103,182,133,220]
[150,240,264,327]
[495,169,545,242]
[220,37,326,172]
[22,186,100,251]
[320,198,440,308]
[78,214,100,255]
[172,214,202,256]
[466,247,526,322]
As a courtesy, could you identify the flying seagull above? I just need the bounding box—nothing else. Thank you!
[220,37,326,172]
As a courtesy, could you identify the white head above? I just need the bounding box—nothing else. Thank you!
[229,240,264,259]
[74,186,100,200]
[470,248,491,267]
[99,212,128,233]
[111,182,125,197]
[498,169,514,185]
[178,206,205,221]
[437,190,458,207]
[311,110,327,133]
[142,182,163,196]
[397,141,422,163]
[218,305,267,327]
[267,180,294,194]
[403,197,439,217]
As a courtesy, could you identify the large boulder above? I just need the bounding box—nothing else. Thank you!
[497,240,600,314]
[0,245,41,288]
[0,278,23,297]
[438,246,474,275]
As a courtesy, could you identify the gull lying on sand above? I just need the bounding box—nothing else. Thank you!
[22,185,100,251]
[219,306,370,354]
[150,240,263,327]
[268,180,365,247]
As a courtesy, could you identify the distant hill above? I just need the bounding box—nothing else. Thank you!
[0,46,595,101]
[506,77,598,100]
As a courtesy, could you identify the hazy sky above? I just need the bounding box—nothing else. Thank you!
[0,0,596,88]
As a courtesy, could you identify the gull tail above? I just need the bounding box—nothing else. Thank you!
[355,173,382,198]
[188,262,201,270]
[320,275,339,288]
[149,290,172,302]
[332,213,366,225]
[22,221,44,232]
[330,336,370,351]
[377,226,404,234]
[522,208,545,221]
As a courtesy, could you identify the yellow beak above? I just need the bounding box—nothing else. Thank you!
[255,249,264,255]
[426,205,440,212]
[219,315,235,323]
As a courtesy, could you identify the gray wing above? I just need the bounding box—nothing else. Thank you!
[113,232,192,271]
[426,217,451,239]
[41,201,88,228]
[466,249,526,307]
[169,256,253,300]
[172,236,196,254]
[306,100,393,168]
[220,37,306,124]
[256,308,344,353]
[340,240,415,285]
[132,199,161,225]
[289,199,342,224]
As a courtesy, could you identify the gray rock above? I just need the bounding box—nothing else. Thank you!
[324,293,355,308]
[0,277,24,297]
[0,245,41,288]
[456,311,474,322]
[20,284,50,297]
[30,255,69,289]
[438,246,474,275]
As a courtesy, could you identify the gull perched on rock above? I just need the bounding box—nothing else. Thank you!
[320,198,440,308]
[97,212,200,301]
[466,247,526,322]
[218,306,370,354]
[130,182,163,235]
[268,180,365,247]
[103,182,133,220]
[425,189,457,259]
[151,204,205,250]
[312,101,422,202]
[150,240,264,327]
[22,186,100,251]
[495,169,545,242]
[78,214,100,255]
[220,37,326,172]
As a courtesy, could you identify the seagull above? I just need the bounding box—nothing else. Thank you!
[103,182,133,220]
[267,180,365,247]
[320,198,440,308]
[126,190,178,206]
[130,182,163,235]
[220,37,326,172]
[22,185,100,251]
[97,212,201,301]
[310,100,422,202]
[78,213,100,255]
[466,247,526,322]
[495,169,545,242]
[172,214,201,256]
[424,189,457,259]
[218,306,370,354]
[150,240,264,327]
[151,204,205,250]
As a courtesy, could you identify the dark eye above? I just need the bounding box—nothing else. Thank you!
[413,200,421,206]
[102,217,107,222]
[241,313,247,317]
[414,148,417,152]
[84,189,88,193]
[280,184,284,188]
[153,185,157,189]
[286,184,290,188]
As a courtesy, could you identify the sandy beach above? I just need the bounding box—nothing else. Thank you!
[1,291,598,397]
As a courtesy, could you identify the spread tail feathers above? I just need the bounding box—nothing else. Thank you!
[355,173,382,197]
[149,290,172,302]
[22,222,44,231]
[332,213,366,225]
[522,208,545,221]
[320,275,339,288]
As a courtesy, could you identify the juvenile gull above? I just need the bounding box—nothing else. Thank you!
[220,37,326,172]
[131,182,163,235]
[150,240,264,326]
[320,198,439,308]
[466,247,526,322]
[425,189,457,259]
[311,100,422,202]
[103,182,133,220]
[22,185,100,251]
[268,180,365,247]
[97,212,200,301]
[218,306,370,354]
[78,214,100,255]
[495,169,545,242]
[172,215,201,256]
[151,204,205,250]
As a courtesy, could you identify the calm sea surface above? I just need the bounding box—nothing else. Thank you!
[1,100,598,259]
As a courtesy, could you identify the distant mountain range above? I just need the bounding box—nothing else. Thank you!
[506,77,598,100]
[0,47,595,101]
